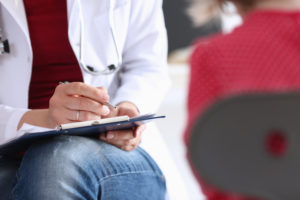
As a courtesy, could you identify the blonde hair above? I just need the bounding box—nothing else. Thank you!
[187,0,255,26]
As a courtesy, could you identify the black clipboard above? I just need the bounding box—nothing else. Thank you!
[0,114,165,155]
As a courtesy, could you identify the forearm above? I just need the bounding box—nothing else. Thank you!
[17,109,52,130]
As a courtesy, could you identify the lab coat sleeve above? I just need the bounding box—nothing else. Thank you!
[0,105,28,145]
[111,0,171,114]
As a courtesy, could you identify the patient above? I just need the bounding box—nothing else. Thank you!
[186,0,300,199]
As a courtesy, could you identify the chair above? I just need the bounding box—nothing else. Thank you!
[188,92,300,200]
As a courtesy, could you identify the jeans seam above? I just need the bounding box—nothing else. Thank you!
[98,170,165,184]
[10,170,20,200]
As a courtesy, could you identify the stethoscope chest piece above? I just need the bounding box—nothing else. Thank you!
[85,64,118,75]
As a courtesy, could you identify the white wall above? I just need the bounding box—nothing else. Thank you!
[155,64,206,200]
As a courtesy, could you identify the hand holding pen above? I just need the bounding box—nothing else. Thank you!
[50,82,143,151]
[47,82,116,128]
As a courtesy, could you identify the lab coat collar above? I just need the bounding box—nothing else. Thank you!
[0,0,31,49]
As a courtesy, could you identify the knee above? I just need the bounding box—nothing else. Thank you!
[15,136,166,199]
[14,136,112,198]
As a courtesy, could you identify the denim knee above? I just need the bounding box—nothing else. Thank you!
[12,136,166,200]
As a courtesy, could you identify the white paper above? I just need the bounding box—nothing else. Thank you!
[60,115,129,129]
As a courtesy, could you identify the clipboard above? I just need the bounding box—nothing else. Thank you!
[0,114,165,155]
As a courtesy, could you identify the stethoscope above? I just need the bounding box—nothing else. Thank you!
[77,0,122,75]
[0,0,121,76]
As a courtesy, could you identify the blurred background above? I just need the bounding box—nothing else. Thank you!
[155,1,242,199]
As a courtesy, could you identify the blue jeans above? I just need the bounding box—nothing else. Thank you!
[0,136,166,200]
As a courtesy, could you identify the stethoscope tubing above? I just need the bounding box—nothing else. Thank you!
[77,0,122,75]
[0,1,120,75]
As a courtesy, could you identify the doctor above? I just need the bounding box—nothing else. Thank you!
[0,0,169,199]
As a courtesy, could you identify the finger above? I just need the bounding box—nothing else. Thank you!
[64,96,110,116]
[50,107,77,125]
[105,129,135,141]
[99,135,139,151]
[57,108,100,122]
[104,106,119,118]
[118,106,139,118]
[74,110,101,121]
[99,125,145,142]
[61,82,109,104]
[133,125,146,138]
[120,138,140,151]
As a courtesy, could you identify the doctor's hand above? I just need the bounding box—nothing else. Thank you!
[99,102,146,151]
[47,82,111,128]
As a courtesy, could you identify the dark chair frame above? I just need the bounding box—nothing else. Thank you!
[188,92,300,200]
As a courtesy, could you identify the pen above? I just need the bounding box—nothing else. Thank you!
[59,81,116,110]
[101,101,117,110]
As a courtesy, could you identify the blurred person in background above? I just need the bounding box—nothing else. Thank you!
[186,0,300,199]
[167,1,222,65]
[0,0,169,199]
[167,1,241,65]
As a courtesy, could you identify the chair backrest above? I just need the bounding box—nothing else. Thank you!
[188,92,300,200]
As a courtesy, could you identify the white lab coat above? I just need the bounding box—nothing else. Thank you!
[0,0,170,144]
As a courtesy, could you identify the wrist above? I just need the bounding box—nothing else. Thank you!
[18,109,55,130]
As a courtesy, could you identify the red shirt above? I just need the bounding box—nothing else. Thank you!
[24,0,83,109]
[186,10,300,200]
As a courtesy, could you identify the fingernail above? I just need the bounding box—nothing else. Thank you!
[102,94,109,101]
[99,134,106,140]
[107,133,114,139]
[102,105,110,116]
